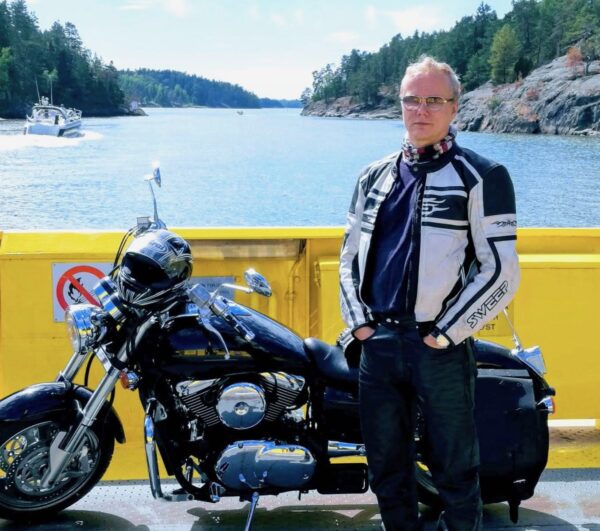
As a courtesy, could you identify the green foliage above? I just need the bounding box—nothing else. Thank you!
[487,96,502,111]
[489,25,520,84]
[306,0,600,105]
[0,0,124,117]
[118,69,260,108]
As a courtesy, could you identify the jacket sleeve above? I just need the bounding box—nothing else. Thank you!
[339,170,370,331]
[435,164,520,345]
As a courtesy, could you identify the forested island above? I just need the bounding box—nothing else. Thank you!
[0,0,298,118]
[302,0,600,135]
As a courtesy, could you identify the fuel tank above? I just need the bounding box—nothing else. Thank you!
[157,301,309,378]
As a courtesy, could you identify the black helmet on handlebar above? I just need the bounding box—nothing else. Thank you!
[117,229,193,308]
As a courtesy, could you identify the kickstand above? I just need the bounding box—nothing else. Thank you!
[509,498,520,523]
[243,491,260,531]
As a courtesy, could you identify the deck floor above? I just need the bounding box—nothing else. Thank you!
[0,427,598,530]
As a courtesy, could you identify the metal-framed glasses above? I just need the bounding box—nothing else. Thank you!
[401,95,455,112]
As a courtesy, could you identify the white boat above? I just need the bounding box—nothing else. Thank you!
[24,97,82,137]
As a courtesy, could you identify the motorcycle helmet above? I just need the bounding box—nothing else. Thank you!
[117,229,193,308]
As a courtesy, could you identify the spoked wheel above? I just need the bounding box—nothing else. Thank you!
[0,420,114,521]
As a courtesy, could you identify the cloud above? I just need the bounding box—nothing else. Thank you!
[247,5,260,20]
[269,13,286,27]
[120,0,188,17]
[365,5,377,28]
[327,31,360,44]
[163,0,188,17]
[293,8,304,25]
[386,6,446,36]
[120,1,151,11]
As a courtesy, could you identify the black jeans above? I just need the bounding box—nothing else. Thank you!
[359,323,482,531]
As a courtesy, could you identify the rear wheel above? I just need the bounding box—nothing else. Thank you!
[0,419,114,521]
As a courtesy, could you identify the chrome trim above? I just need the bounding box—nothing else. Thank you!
[244,268,272,297]
[512,345,547,376]
[327,441,366,458]
[538,396,555,414]
[93,277,127,323]
[216,383,266,430]
[65,304,105,354]
[41,316,157,488]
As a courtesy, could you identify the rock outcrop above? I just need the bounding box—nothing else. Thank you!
[301,96,401,120]
[302,55,600,135]
[456,56,600,135]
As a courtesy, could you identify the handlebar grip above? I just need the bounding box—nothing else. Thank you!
[222,311,255,342]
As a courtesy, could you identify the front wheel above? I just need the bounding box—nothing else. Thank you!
[415,461,442,509]
[0,419,114,521]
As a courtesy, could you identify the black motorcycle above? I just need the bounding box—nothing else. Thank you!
[0,168,555,529]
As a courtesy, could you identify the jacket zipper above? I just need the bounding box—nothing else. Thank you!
[405,172,425,315]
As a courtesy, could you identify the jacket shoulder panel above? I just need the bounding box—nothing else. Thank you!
[360,151,399,192]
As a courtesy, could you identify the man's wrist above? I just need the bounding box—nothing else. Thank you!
[431,327,452,348]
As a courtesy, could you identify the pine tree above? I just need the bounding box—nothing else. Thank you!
[489,25,520,84]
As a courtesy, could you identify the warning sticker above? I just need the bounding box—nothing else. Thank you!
[476,303,515,338]
[52,263,113,322]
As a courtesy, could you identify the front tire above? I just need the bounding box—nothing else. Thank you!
[415,461,442,508]
[0,419,114,521]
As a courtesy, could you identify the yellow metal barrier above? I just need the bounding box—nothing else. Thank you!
[0,227,598,479]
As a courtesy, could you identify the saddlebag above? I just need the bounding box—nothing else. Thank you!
[475,370,549,504]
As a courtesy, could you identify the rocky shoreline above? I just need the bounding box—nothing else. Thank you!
[302,56,600,136]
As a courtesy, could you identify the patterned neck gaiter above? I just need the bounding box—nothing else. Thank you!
[402,127,456,165]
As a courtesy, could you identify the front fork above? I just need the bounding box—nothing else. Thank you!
[41,316,155,488]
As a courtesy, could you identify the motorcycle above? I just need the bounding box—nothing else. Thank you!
[0,167,555,529]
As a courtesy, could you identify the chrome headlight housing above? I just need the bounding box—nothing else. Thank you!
[93,276,127,323]
[64,304,105,353]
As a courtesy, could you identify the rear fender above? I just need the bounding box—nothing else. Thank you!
[0,382,126,444]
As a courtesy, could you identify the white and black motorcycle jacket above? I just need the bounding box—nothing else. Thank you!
[339,144,520,347]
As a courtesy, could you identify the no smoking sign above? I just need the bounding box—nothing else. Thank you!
[52,263,113,322]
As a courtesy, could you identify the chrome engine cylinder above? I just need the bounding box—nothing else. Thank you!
[215,440,316,490]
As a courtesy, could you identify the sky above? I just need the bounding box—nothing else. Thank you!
[25,0,515,100]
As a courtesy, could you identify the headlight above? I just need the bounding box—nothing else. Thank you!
[64,304,105,353]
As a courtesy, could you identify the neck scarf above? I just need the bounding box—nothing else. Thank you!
[402,127,456,165]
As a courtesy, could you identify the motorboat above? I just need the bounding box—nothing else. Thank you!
[24,97,82,137]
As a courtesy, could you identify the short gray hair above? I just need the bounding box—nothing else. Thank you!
[400,55,461,99]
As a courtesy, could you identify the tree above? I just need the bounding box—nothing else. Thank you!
[300,87,312,106]
[580,32,600,75]
[489,24,520,84]
[0,46,12,105]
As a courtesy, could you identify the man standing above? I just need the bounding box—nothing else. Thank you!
[339,56,519,531]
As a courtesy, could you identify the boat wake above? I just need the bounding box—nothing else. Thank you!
[0,130,103,151]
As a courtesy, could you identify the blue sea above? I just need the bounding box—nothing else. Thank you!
[0,108,599,230]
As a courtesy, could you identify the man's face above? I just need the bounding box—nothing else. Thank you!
[400,70,458,148]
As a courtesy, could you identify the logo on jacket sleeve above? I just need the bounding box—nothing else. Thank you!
[466,281,509,328]
[493,220,517,228]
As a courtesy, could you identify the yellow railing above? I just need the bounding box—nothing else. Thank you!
[0,227,598,478]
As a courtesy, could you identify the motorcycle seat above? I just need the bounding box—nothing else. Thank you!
[303,338,358,392]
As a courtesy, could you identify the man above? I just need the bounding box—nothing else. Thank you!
[339,56,519,531]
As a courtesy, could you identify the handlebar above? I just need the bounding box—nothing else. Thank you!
[187,284,255,342]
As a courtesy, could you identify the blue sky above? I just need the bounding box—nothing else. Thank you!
[25,0,514,99]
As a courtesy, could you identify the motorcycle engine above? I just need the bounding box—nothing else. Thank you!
[176,372,305,430]
[215,440,316,490]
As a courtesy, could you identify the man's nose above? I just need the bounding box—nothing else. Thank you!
[415,102,430,114]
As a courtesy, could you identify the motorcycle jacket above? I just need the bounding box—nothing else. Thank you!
[339,143,520,347]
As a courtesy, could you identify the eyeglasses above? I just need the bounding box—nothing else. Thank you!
[400,95,455,112]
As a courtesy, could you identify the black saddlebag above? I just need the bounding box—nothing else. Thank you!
[475,369,549,504]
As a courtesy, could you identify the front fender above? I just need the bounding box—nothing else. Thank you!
[0,382,125,444]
